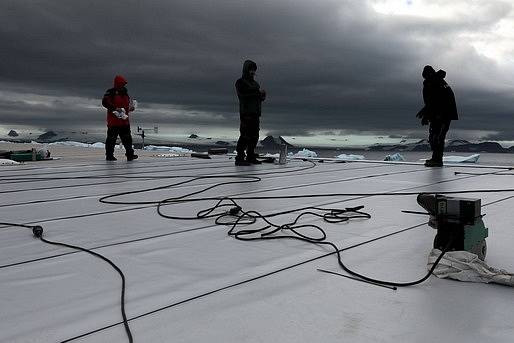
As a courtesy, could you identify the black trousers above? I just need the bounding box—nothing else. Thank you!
[428,120,451,161]
[106,126,134,157]
[236,115,260,160]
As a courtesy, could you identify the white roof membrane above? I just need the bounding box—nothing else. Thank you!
[1,155,513,342]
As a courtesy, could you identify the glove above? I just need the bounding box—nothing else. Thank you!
[421,117,429,126]
[113,108,128,120]
[260,89,266,101]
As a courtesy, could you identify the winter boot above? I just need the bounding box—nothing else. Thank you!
[246,152,262,165]
[246,157,262,165]
[106,155,117,161]
[424,159,443,167]
[127,154,138,161]
[235,154,251,166]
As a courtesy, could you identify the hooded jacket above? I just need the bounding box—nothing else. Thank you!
[235,60,265,117]
[421,66,458,121]
[102,75,133,127]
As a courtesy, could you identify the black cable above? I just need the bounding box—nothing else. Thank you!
[455,170,514,176]
[5,160,509,341]
[0,222,133,343]
[317,269,397,290]
[154,187,514,205]
[161,198,451,289]
[6,189,510,272]
[0,158,316,184]
[95,162,514,290]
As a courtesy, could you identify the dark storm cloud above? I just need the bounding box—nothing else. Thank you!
[0,0,513,137]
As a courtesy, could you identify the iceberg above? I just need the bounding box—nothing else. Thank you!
[90,142,106,148]
[384,153,405,161]
[290,148,318,158]
[443,154,480,163]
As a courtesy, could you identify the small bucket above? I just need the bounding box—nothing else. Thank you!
[278,144,287,165]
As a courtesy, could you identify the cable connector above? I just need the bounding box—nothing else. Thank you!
[345,205,364,212]
[229,206,242,215]
[32,225,44,238]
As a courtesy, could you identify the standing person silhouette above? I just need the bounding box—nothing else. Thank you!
[235,60,266,166]
[417,66,458,167]
[102,75,138,161]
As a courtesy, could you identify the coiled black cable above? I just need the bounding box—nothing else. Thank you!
[156,196,452,289]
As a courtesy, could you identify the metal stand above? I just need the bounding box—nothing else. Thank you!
[136,125,158,150]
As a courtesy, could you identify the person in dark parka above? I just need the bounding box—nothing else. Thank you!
[417,65,458,167]
[235,60,266,166]
[102,75,138,161]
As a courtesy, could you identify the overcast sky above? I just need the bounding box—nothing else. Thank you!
[1,0,513,140]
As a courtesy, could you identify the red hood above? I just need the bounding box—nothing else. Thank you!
[113,75,127,89]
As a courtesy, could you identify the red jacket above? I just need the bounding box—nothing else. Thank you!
[102,75,133,127]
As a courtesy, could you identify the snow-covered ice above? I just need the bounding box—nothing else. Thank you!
[419,154,480,164]
[443,154,480,163]
[335,153,365,161]
[48,141,123,149]
[143,145,194,154]
[384,153,405,161]
[289,148,318,158]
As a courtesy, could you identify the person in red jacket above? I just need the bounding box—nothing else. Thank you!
[102,75,138,161]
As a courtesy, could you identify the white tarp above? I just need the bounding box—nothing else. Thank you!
[428,249,514,286]
[0,158,19,165]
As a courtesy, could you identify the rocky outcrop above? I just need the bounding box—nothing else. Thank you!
[367,139,509,153]
[260,136,294,149]
[37,131,58,141]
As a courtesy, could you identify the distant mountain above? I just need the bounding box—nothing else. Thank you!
[261,136,294,149]
[447,139,471,146]
[215,140,230,146]
[188,134,199,139]
[8,130,18,137]
[37,131,58,141]
[447,141,505,153]
[367,139,510,153]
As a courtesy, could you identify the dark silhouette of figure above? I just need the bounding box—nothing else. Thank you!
[235,60,266,166]
[102,75,138,161]
[417,65,458,167]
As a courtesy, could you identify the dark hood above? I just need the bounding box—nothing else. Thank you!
[422,65,446,80]
[242,60,257,79]
[435,69,446,79]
